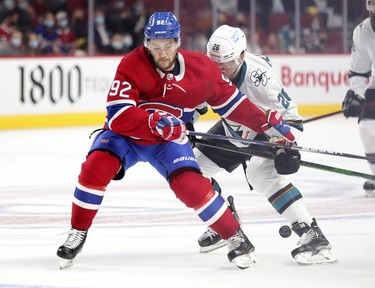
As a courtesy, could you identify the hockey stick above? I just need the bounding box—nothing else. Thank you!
[194,139,375,181]
[303,110,342,123]
[187,131,375,162]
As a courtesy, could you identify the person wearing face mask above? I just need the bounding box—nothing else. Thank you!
[0,9,19,49]
[25,31,41,55]
[34,11,59,54]
[14,0,34,33]
[108,32,133,54]
[94,7,111,54]
[301,14,327,53]
[56,11,75,55]
[0,28,27,55]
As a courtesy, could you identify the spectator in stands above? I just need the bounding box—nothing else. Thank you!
[0,9,19,49]
[25,31,42,55]
[0,28,27,55]
[130,0,147,48]
[263,31,281,54]
[56,10,75,54]
[93,7,111,54]
[70,7,87,53]
[278,24,295,54]
[107,32,132,55]
[301,14,327,53]
[34,11,60,54]
[15,0,36,33]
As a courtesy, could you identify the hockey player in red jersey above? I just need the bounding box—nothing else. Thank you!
[57,12,295,270]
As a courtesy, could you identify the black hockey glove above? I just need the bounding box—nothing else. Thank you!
[274,145,301,175]
[342,90,364,118]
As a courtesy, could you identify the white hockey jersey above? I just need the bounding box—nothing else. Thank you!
[223,52,303,146]
[350,17,375,96]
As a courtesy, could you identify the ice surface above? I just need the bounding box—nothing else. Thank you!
[0,116,374,288]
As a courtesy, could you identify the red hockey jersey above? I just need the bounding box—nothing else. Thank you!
[105,46,266,145]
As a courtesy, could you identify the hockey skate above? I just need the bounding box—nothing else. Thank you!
[363,180,375,198]
[291,218,337,265]
[198,195,241,253]
[227,228,257,269]
[198,227,226,253]
[57,228,87,269]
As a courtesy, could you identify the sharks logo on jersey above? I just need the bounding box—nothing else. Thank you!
[250,68,269,87]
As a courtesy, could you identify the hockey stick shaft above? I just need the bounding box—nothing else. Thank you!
[194,139,375,181]
[303,110,342,123]
[188,131,375,161]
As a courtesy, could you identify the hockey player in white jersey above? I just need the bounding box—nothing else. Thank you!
[193,25,337,265]
[342,0,375,197]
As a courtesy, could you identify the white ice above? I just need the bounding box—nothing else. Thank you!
[0,116,374,288]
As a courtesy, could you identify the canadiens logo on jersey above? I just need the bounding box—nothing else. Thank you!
[250,68,269,87]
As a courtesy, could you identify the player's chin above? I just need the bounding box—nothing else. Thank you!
[157,61,173,71]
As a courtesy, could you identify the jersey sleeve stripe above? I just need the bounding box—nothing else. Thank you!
[107,105,133,130]
[211,91,247,118]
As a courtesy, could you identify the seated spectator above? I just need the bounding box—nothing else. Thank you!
[70,8,87,53]
[34,11,60,54]
[107,32,132,55]
[15,0,36,33]
[0,28,27,55]
[94,7,111,54]
[301,14,327,53]
[263,32,281,54]
[56,10,75,54]
[25,31,42,55]
[0,9,19,49]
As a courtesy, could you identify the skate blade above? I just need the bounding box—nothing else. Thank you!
[231,251,258,269]
[59,258,74,269]
[199,240,227,254]
[294,249,338,265]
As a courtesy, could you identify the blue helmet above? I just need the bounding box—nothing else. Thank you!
[144,12,181,41]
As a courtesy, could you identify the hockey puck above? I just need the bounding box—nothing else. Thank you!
[279,225,292,238]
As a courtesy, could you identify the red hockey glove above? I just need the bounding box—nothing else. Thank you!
[261,110,295,143]
[148,112,187,144]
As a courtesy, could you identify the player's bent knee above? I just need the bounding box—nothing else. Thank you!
[169,169,212,208]
[79,150,121,188]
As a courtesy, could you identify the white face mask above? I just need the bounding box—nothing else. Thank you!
[58,19,68,28]
[123,35,133,47]
[29,39,39,49]
[44,19,55,28]
[112,41,124,50]
[95,16,105,25]
[11,38,22,47]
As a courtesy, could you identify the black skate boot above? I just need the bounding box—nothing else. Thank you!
[227,228,257,269]
[57,228,87,269]
[291,218,337,265]
[363,180,375,198]
[198,227,226,253]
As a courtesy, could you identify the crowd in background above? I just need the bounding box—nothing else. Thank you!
[0,0,369,57]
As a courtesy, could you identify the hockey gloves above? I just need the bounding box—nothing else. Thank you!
[261,110,295,143]
[148,112,187,144]
[274,144,301,175]
[342,90,364,118]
